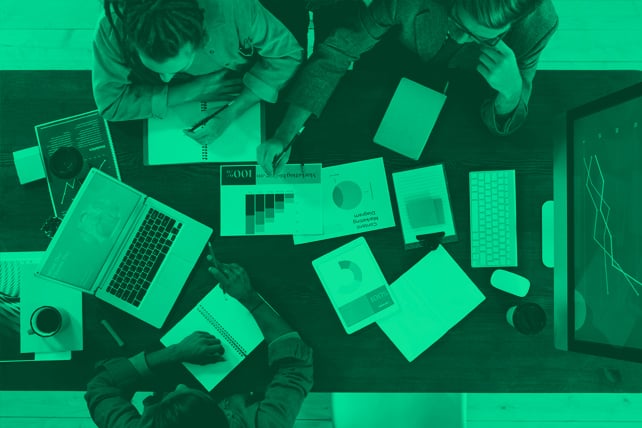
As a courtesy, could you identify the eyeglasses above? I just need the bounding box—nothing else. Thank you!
[447,9,509,47]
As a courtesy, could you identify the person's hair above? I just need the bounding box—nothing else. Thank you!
[457,0,544,29]
[104,0,206,63]
[141,389,230,428]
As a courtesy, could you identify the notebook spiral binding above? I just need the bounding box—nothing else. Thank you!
[200,101,209,160]
[197,305,247,357]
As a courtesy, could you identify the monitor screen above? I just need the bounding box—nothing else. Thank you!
[563,82,642,362]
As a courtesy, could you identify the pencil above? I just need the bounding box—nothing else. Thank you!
[101,319,125,347]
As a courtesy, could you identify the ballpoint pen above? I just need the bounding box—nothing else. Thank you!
[272,125,306,172]
[207,241,226,295]
[188,102,231,132]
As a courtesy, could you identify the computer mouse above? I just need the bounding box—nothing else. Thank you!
[490,269,530,297]
[49,146,83,179]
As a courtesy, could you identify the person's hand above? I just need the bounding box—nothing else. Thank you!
[257,137,291,176]
[206,258,260,307]
[183,108,235,145]
[477,40,522,104]
[173,331,225,365]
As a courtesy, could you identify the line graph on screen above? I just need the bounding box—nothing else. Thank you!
[584,154,642,296]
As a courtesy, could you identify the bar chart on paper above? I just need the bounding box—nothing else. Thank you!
[220,164,323,236]
[244,192,296,235]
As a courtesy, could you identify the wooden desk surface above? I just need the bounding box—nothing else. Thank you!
[1,66,641,392]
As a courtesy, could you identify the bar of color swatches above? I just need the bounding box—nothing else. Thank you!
[245,193,294,234]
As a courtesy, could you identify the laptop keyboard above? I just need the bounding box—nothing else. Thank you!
[106,208,182,307]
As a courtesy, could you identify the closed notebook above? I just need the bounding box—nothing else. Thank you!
[161,285,264,390]
[374,78,446,160]
[377,245,485,362]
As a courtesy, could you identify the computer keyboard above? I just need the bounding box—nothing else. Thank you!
[106,208,182,306]
[469,170,518,268]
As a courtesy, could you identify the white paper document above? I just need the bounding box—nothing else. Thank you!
[312,237,398,334]
[392,164,457,249]
[144,101,262,165]
[377,245,485,362]
[220,164,323,236]
[293,158,395,244]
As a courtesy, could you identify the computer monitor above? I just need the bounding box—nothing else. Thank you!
[553,82,642,363]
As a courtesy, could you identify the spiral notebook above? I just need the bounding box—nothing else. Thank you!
[160,285,264,390]
[144,101,263,165]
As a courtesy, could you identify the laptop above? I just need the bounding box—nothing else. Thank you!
[35,168,212,328]
[373,77,447,160]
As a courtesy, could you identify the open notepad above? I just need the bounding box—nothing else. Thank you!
[161,286,264,390]
[377,246,485,362]
[144,101,262,165]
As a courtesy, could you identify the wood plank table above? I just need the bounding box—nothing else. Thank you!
[1,63,641,393]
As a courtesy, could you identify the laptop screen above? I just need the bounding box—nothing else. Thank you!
[39,170,142,290]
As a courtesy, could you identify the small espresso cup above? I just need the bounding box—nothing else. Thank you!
[28,306,64,337]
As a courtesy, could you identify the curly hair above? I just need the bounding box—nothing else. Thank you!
[104,0,206,63]
[457,0,544,29]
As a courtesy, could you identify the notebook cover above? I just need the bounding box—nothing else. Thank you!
[374,78,446,160]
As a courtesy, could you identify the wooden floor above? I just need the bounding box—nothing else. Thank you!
[1,391,642,427]
[0,0,641,70]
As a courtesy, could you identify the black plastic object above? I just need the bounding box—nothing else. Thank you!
[49,146,83,179]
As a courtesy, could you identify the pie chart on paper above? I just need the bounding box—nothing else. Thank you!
[332,180,362,210]
[336,260,363,294]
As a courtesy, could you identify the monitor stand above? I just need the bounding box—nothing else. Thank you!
[542,200,554,268]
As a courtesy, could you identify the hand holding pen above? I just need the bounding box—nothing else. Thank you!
[256,126,305,176]
[183,103,232,145]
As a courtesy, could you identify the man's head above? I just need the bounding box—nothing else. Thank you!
[107,0,206,82]
[141,384,229,428]
[449,0,544,46]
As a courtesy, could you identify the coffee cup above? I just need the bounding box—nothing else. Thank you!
[27,306,64,337]
[506,302,546,335]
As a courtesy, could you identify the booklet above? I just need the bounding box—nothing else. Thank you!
[293,158,395,244]
[377,246,485,362]
[312,237,398,334]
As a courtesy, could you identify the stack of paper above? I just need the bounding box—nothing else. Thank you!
[377,245,485,362]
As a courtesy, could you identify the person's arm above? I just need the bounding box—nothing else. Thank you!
[92,16,238,122]
[233,0,304,110]
[84,351,165,428]
[235,293,313,428]
[284,0,399,122]
[480,12,559,136]
[206,260,314,428]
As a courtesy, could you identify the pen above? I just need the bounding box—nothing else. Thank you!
[188,103,231,132]
[101,319,125,348]
[272,125,305,172]
[207,241,226,295]
[443,80,450,95]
